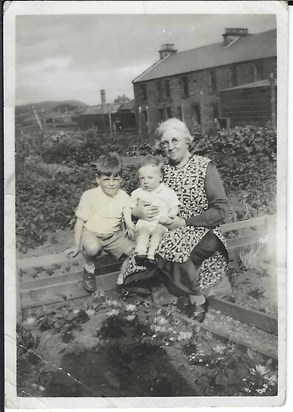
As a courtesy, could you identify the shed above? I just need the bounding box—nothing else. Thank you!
[219,78,276,127]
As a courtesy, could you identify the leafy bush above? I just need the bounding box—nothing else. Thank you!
[193,124,277,220]
[41,133,156,165]
[16,125,276,250]
[15,163,139,251]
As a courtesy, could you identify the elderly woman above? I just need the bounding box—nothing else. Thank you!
[122,118,232,322]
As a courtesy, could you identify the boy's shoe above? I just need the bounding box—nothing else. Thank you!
[83,270,97,293]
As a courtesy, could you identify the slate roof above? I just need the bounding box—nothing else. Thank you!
[118,101,135,111]
[133,29,276,83]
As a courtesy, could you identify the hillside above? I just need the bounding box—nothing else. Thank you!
[16,100,87,115]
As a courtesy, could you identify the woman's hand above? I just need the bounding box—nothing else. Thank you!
[133,200,159,221]
[126,223,136,241]
[164,216,186,230]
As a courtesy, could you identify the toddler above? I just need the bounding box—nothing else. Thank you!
[124,155,180,266]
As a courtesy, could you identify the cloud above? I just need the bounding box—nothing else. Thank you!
[15,14,276,105]
[16,61,149,105]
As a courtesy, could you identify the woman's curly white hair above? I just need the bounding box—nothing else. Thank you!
[154,118,194,149]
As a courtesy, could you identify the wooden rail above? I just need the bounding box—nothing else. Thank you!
[17,215,276,316]
[17,215,278,360]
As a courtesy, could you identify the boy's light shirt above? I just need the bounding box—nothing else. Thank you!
[76,186,130,235]
[130,183,180,221]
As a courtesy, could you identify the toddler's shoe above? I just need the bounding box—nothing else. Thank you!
[147,254,157,265]
[83,270,97,293]
[135,254,148,266]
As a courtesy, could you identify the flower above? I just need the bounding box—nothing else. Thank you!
[125,304,136,312]
[256,388,267,394]
[106,309,120,317]
[177,331,192,341]
[256,364,269,377]
[106,300,120,307]
[85,309,95,317]
[125,315,136,322]
[25,317,36,325]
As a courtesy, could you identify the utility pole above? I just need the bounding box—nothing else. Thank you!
[108,112,113,136]
[269,72,276,128]
[146,106,151,137]
[138,106,142,141]
[181,102,185,122]
[199,91,205,135]
[32,106,43,130]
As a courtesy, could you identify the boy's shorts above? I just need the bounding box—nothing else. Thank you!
[81,228,133,259]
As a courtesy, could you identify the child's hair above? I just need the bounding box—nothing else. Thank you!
[96,152,123,177]
[138,155,164,175]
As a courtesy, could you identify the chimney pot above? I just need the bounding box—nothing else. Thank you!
[222,28,249,46]
[159,43,177,59]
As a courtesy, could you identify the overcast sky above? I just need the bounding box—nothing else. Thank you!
[15,13,276,106]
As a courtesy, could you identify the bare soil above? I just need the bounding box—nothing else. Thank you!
[17,222,278,398]
[18,292,278,398]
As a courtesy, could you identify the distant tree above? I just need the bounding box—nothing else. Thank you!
[114,94,131,104]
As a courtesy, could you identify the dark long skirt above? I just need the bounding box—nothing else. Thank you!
[123,231,231,303]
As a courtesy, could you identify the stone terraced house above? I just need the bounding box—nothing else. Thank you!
[132,28,276,136]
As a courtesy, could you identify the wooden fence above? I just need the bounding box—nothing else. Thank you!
[16,215,276,314]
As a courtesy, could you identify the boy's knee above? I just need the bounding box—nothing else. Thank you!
[83,241,101,257]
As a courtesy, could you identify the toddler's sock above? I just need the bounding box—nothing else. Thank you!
[85,263,95,274]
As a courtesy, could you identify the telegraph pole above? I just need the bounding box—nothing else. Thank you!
[269,73,276,128]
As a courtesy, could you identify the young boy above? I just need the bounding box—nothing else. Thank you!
[66,152,134,293]
[124,155,180,266]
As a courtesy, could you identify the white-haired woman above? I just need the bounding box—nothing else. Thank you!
[122,118,231,322]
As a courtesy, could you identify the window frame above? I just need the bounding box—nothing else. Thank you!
[165,79,171,99]
[158,108,164,122]
[229,66,238,88]
[181,76,189,98]
[156,82,163,101]
[253,62,264,82]
[140,84,147,101]
[209,71,218,93]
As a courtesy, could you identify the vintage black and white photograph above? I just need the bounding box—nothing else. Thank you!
[4,0,288,408]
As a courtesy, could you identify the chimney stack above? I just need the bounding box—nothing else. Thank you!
[159,44,177,60]
[101,89,107,113]
[222,28,249,46]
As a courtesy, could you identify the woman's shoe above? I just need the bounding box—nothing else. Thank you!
[186,300,209,323]
[82,270,97,293]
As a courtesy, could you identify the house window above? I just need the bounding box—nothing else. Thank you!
[158,108,164,122]
[166,107,172,119]
[209,71,217,93]
[156,82,163,101]
[142,110,148,126]
[212,103,219,119]
[191,104,201,126]
[165,80,171,99]
[230,66,238,87]
[253,62,264,81]
[177,106,183,120]
[181,76,189,97]
[140,84,147,101]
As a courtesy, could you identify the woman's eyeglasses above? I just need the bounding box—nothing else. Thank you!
[159,137,184,149]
